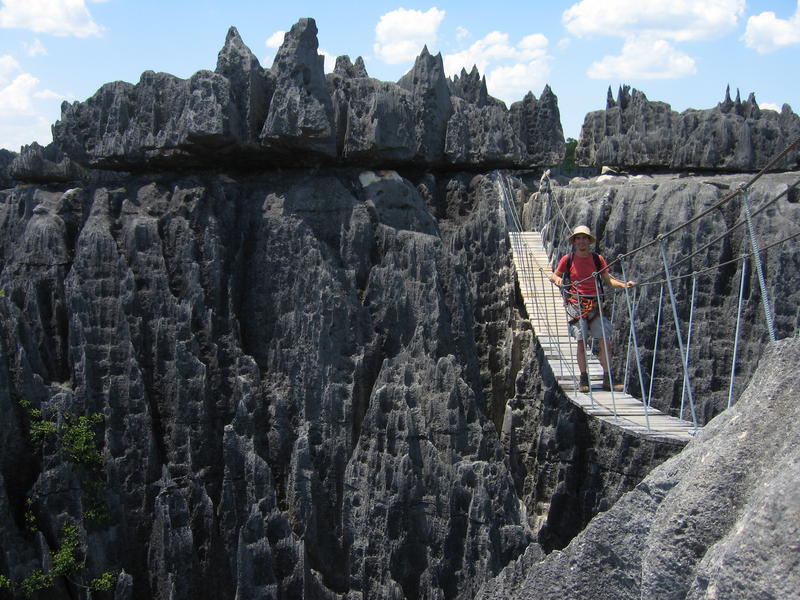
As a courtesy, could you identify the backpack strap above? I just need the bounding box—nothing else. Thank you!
[592,252,605,297]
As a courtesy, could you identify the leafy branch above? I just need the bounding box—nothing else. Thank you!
[0,523,116,597]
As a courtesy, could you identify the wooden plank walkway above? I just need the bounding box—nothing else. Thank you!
[509,231,699,443]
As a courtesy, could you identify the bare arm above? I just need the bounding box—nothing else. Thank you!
[601,271,635,289]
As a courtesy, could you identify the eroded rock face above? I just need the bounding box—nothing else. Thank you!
[9,142,84,183]
[479,336,800,600]
[577,85,800,172]
[0,165,712,599]
[0,169,542,599]
[47,19,564,173]
[0,149,16,188]
[521,171,800,423]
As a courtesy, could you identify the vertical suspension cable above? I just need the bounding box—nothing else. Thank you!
[741,186,777,342]
[679,276,697,422]
[595,274,618,417]
[659,238,699,431]
[728,255,748,408]
[647,284,664,410]
[620,259,649,430]
[624,293,633,388]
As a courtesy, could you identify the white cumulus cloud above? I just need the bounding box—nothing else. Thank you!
[743,2,800,53]
[34,88,64,100]
[587,36,696,79]
[0,57,69,150]
[265,30,285,49]
[0,71,39,114]
[759,102,780,112]
[486,59,551,105]
[563,0,744,41]
[562,0,740,79]
[0,0,104,37]
[0,54,21,84]
[373,7,446,64]
[444,30,551,106]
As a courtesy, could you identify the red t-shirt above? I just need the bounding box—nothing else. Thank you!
[556,253,608,297]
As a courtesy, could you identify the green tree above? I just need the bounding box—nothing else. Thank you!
[563,137,578,173]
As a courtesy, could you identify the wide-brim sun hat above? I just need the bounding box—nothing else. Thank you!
[568,225,596,243]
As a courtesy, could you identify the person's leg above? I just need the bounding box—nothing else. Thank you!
[597,336,611,374]
[577,339,587,374]
[592,316,623,391]
[575,321,590,392]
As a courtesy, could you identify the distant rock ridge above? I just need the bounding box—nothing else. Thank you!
[42,18,564,175]
[577,84,800,172]
[0,148,15,188]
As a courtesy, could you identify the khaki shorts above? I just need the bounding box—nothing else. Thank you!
[569,314,613,341]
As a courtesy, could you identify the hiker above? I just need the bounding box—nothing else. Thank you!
[549,225,635,393]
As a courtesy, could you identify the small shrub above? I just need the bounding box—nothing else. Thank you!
[51,524,82,577]
[17,569,51,597]
[61,414,103,466]
[24,497,38,532]
[91,571,117,592]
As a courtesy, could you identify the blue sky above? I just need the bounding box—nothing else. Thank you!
[1,1,799,152]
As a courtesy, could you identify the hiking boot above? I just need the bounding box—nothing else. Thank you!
[579,372,590,393]
[602,373,624,392]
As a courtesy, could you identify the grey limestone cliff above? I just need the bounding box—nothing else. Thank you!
[0,149,15,188]
[578,85,800,172]
[522,171,800,423]
[0,165,724,599]
[478,336,800,600]
[1,14,799,600]
[47,20,563,174]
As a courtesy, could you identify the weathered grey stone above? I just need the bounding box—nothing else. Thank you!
[578,85,800,171]
[0,170,548,599]
[260,18,336,159]
[522,171,800,423]
[0,148,16,188]
[478,336,800,600]
[53,69,238,170]
[215,26,274,147]
[328,75,417,164]
[397,46,454,164]
[44,19,564,174]
[448,66,489,107]
[9,142,84,183]
[333,55,369,79]
[445,97,527,167]
[510,86,565,166]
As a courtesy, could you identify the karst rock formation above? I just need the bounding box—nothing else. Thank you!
[0,17,798,600]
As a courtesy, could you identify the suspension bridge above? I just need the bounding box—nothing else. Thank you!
[496,139,800,443]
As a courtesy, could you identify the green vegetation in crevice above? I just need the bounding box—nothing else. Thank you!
[0,523,116,597]
[2,400,118,596]
[562,137,577,174]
